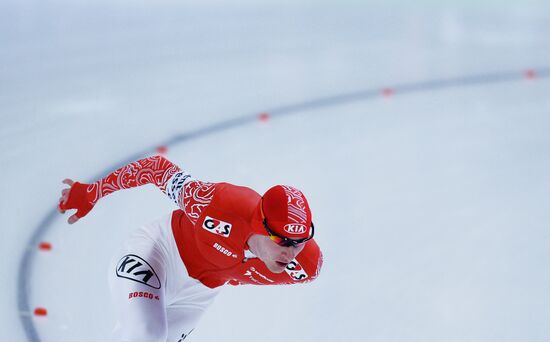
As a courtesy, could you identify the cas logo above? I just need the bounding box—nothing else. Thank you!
[202,216,232,237]
[284,259,309,281]
[284,224,307,235]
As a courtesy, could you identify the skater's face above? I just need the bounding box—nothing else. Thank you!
[247,234,306,273]
[254,196,314,273]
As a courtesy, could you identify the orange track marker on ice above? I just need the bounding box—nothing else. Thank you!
[156,146,168,154]
[34,307,48,316]
[524,69,536,79]
[258,112,270,122]
[382,88,395,97]
[38,242,52,251]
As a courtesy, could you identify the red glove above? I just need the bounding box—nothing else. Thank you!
[58,180,96,223]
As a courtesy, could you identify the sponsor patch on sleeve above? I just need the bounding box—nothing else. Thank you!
[284,259,309,282]
[166,171,193,205]
[116,254,161,289]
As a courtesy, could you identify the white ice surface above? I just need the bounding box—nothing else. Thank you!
[1,1,550,341]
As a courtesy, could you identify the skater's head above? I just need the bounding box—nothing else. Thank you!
[247,185,314,273]
[261,185,314,245]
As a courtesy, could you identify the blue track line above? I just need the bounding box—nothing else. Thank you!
[17,68,550,341]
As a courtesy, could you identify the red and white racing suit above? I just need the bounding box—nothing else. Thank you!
[62,156,323,342]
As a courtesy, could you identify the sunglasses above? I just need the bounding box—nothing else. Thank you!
[262,219,315,247]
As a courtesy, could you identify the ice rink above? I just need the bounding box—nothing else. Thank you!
[2,0,550,341]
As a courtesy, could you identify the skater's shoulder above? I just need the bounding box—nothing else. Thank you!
[295,240,323,281]
[214,182,261,204]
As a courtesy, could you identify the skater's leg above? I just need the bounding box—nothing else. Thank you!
[166,292,221,342]
[108,234,168,342]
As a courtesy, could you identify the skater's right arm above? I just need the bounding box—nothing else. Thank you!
[58,155,194,224]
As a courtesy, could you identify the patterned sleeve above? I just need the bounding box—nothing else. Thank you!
[90,155,217,225]
[61,155,219,222]
[165,172,217,225]
[88,155,182,203]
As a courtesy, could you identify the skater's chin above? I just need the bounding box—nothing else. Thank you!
[266,262,286,273]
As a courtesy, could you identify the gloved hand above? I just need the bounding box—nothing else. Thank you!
[58,179,96,224]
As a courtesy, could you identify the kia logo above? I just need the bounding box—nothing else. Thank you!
[284,224,307,235]
[116,254,161,289]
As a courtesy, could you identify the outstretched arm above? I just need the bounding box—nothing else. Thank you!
[58,155,184,224]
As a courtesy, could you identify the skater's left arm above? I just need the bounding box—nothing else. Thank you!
[58,155,185,224]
